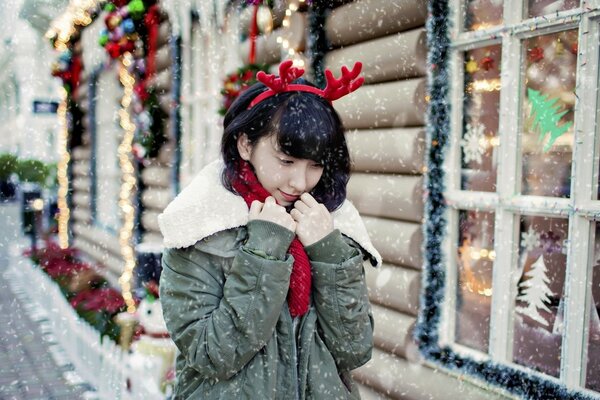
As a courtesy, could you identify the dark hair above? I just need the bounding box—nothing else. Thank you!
[221,78,350,211]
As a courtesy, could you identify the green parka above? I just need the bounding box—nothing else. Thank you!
[158,160,382,400]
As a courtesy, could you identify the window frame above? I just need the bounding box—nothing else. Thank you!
[432,0,600,394]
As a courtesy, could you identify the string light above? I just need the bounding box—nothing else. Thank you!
[117,53,138,314]
[276,0,305,67]
[467,78,502,93]
[46,0,99,49]
[57,87,70,249]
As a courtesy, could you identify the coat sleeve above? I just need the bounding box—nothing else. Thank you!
[305,230,374,371]
[159,220,294,380]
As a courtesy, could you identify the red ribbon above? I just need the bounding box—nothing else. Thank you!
[144,5,160,79]
[249,4,259,64]
[70,54,83,97]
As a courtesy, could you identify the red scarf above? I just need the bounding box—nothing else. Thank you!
[230,160,311,317]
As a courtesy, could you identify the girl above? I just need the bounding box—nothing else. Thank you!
[158,60,381,399]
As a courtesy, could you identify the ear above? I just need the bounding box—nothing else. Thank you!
[237,133,253,161]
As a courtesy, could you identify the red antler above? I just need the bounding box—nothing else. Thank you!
[256,59,304,92]
[248,60,364,109]
[322,62,364,101]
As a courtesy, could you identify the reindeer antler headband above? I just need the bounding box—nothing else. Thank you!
[248,59,364,109]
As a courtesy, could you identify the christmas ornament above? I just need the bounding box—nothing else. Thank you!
[528,46,545,63]
[480,56,494,71]
[465,58,479,73]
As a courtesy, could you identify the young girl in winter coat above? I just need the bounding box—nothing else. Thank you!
[158,60,381,399]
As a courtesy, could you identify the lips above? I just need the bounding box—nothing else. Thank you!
[279,190,300,202]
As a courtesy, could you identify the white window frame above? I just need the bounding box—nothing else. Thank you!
[179,2,242,188]
[442,0,600,392]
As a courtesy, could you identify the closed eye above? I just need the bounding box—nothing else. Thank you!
[279,158,294,165]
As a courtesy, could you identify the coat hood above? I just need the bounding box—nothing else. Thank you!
[158,159,382,267]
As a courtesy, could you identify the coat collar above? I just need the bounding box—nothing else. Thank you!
[158,159,381,267]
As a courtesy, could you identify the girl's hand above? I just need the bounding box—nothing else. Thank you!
[290,193,333,246]
[249,196,297,232]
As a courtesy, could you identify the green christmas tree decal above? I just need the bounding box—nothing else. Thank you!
[527,88,573,152]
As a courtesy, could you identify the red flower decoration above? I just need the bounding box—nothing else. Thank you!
[528,47,545,63]
[480,56,495,71]
[71,287,126,314]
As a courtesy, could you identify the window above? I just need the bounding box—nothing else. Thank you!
[93,66,122,233]
[420,0,600,397]
[179,6,239,187]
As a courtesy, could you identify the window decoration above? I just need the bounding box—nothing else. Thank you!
[100,1,168,162]
[461,122,486,164]
[521,30,577,198]
[416,0,599,398]
[219,63,270,116]
[528,88,573,153]
[461,44,501,192]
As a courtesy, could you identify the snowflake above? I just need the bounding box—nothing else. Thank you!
[561,239,569,255]
[520,227,541,252]
[461,123,487,164]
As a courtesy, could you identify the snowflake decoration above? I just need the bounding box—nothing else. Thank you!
[461,123,487,164]
[520,227,541,252]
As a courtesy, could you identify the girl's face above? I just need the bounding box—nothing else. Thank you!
[237,134,325,206]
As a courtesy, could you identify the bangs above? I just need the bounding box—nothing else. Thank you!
[270,94,337,163]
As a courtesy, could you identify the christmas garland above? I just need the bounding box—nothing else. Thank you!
[415,1,598,399]
[99,0,167,161]
[307,1,328,88]
[219,63,270,116]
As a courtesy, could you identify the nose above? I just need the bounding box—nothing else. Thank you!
[289,166,308,193]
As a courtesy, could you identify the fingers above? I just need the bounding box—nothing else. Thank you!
[293,200,310,214]
[290,208,302,221]
[299,192,319,208]
[249,200,263,217]
[264,196,276,205]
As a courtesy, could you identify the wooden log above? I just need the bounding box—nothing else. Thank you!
[371,303,416,359]
[141,165,172,188]
[365,263,421,316]
[362,216,423,269]
[141,210,161,233]
[326,28,427,84]
[354,348,509,400]
[335,78,426,129]
[347,173,423,222]
[155,44,172,72]
[142,187,173,211]
[327,0,428,47]
[346,128,425,174]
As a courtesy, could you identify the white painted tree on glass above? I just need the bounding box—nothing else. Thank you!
[516,255,554,326]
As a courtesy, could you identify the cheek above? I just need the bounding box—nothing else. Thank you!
[307,169,324,191]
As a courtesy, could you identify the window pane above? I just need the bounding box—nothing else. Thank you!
[513,215,568,378]
[464,0,504,31]
[520,30,578,198]
[455,210,495,352]
[461,44,501,192]
[526,0,580,19]
[95,70,122,232]
[586,223,600,392]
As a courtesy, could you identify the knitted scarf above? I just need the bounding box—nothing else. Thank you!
[230,160,311,318]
